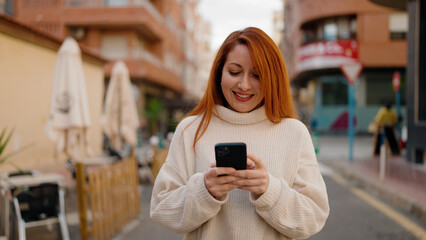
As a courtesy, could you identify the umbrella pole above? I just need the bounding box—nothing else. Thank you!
[64,129,71,160]
[118,74,123,150]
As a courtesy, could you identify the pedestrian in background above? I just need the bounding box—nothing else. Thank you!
[150,27,329,239]
[373,102,400,156]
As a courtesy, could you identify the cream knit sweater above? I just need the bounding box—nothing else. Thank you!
[150,105,329,240]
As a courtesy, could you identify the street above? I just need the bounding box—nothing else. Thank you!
[312,169,425,240]
[19,136,425,240]
[111,135,426,240]
[112,166,425,240]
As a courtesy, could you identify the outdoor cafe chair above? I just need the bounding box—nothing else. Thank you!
[0,170,40,238]
[9,177,70,240]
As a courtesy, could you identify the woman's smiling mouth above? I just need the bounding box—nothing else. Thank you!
[233,91,254,101]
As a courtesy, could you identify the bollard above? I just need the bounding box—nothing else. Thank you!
[310,119,319,154]
[379,131,386,182]
[312,132,319,154]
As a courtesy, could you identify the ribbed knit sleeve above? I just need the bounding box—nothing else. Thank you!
[150,117,228,233]
[251,122,329,239]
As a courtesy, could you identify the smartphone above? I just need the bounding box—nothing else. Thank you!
[215,142,247,170]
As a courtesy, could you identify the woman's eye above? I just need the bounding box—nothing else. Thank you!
[229,71,240,76]
[252,74,259,79]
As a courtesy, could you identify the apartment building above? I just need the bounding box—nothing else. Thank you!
[282,0,407,134]
[7,0,209,136]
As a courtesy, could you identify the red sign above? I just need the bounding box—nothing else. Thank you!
[340,62,363,85]
[298,40,359,71]
[393,71,401,92]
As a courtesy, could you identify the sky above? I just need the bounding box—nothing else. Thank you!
[198,0,283,51]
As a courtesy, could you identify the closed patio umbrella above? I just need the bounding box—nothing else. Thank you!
[102,61,139,150]
[45,37,92,159]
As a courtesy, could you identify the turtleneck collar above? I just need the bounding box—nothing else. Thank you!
[213,105,268,125]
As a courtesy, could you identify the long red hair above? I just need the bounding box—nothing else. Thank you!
[187,27,296,148]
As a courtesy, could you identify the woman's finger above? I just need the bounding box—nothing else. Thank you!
[205,167,240,199]
[246,158,255,169]
[231,175,268,186]
[232,169,262,179]
[247,153,266,169]
[205,167,235,178]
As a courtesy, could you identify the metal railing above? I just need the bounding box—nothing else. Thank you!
[63,0,164,26]
[100,47,163,66]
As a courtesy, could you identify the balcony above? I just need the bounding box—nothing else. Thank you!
[369,0,406,10]
[62,0,165,41]
[100,47,183,93]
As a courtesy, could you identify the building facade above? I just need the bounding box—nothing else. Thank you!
[6,0,209,137]
[369,0,425,164]
[283,0,407,134]
[0,14,106,171]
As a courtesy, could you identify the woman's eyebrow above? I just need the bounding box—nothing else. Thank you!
[226,62,242,68]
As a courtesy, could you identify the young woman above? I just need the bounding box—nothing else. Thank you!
[150,27,329,240]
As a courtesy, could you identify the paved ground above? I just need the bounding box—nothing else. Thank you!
[5,134,426,239]
[110,135,426,239]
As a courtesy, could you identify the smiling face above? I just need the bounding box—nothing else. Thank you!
[221,44,263,113]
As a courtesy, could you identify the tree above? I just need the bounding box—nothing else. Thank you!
[144,98,166,136]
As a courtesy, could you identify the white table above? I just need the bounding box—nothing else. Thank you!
[74,155,117,166]
[1,173,64,188]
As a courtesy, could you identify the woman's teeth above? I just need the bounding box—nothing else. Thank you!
[235,92,252,98]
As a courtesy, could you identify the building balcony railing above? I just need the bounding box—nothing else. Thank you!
[65,0,142,7]
[100,46,160,64]
[62,0,165,41]
[20,0,61,8]
[63,0,162,22]
[99,47,182,77]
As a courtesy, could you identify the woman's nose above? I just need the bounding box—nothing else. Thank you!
[238,75,251,91]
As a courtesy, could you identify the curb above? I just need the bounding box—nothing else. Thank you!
[321,160,426,225]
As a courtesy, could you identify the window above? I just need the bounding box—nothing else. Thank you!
[389,13,408,40]
[0,0,13,15]
[101,35,128,60]
[337,18,351,39]
[321,75,348,106]
[324,21,337,41]
[301,15,357,45]
[302,29,316,44]
[366,71,406,105]
[105,0,129,7]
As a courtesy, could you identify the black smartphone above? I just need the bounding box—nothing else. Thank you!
[215,142,247,170]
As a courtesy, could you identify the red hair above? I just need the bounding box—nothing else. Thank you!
[187,27,296,148]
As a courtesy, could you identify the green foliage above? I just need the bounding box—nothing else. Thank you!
[144,98,166,134]
[0,128,33,169]
[0,128,15,164]
[0,128,35,195]
[144,98,166,121]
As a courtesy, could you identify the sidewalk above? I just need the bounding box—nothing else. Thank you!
[316,135,426,225]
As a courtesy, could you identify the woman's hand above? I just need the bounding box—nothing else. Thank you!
[231,153,269,199]
[204,165,240,200]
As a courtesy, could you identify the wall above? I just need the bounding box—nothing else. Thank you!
[0,32,104,172]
